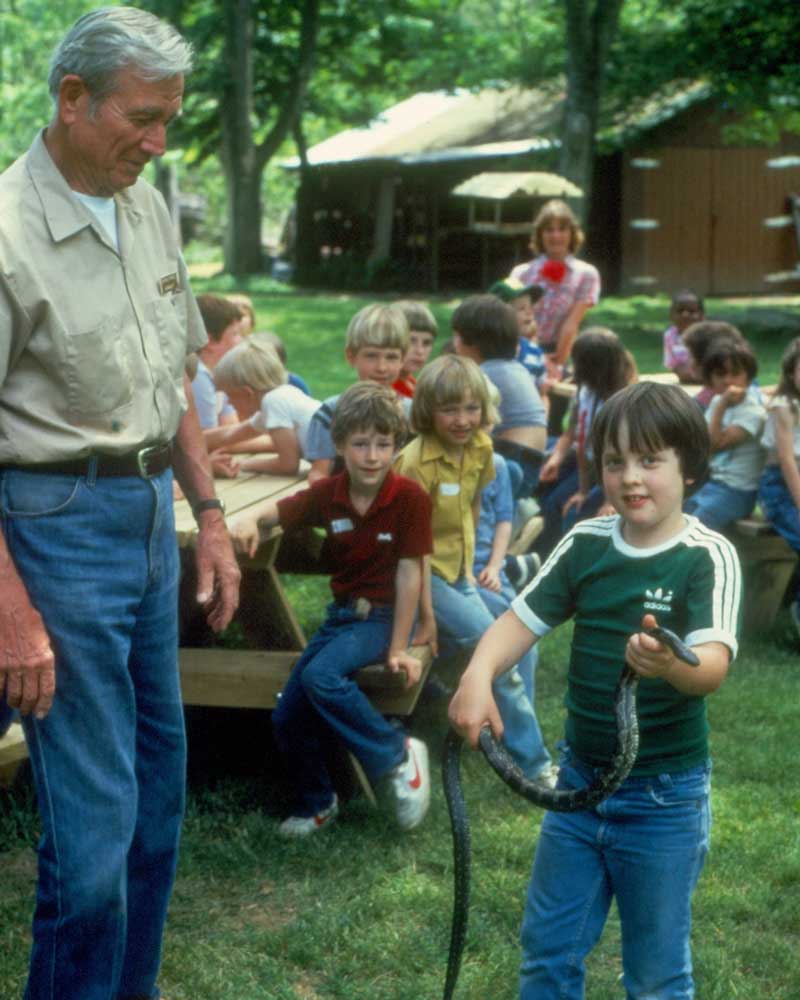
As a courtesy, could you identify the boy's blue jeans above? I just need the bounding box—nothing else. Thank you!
[0,466,184,1000]
[431,573,551,778]
[683,479,756,531]
[520,747,711,1000]
[271,601,406,815]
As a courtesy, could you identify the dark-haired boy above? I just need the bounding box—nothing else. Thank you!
[230,383,433,836]
[449,380,741,1000]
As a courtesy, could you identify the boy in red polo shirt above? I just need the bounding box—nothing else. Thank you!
[230,383,434,836]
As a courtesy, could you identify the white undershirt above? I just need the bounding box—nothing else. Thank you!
[73,191,119,251]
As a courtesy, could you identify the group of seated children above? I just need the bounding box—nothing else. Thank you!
[212,273,796,847]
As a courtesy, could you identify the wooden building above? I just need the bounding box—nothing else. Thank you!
[287,84,800,296]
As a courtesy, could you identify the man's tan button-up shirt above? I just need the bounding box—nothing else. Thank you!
[0,131,207,464]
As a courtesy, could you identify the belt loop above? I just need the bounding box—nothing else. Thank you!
[86,456,98,487]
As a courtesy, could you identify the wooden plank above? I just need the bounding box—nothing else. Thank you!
[0,723,28,788]
[179,645,433,716]
[174,471,308,546]
[728,520,798,633]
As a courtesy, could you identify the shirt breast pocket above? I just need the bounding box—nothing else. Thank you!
[64,317,132,418]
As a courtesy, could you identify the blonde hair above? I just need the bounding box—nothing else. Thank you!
[411,355,492,434]
[213,333,287,393]
[346,303,410,353]
[530,198,584,255]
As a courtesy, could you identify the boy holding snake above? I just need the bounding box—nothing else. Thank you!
[449,381,742,1000]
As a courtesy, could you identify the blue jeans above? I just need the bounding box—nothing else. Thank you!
[520,748,711,1000]
[431,573,551,777]
[0,466,184,1000]
[271,601,406,815]
[683,479,756,531]
[759,465,800,600]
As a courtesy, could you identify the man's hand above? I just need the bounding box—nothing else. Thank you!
[0,579,56,719]
[194,512,241,632]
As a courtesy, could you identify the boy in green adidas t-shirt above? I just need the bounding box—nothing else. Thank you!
[449,381,741,1000]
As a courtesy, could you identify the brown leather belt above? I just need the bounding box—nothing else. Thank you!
[1,441,173,479]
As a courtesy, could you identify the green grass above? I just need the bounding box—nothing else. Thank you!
[2,289,800,998]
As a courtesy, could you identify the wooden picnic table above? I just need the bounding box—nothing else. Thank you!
[175,473,306,664]
[550,370,685,399]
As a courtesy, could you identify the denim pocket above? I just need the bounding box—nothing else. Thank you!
[645,764,711,808]
[1,470,82,517]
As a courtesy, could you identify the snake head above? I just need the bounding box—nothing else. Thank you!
[644,625,700,667]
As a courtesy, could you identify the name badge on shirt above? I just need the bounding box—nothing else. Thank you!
[377,532,393,542]
[330,517,354,534]
[158,272,180,296]
[440,482,460,496]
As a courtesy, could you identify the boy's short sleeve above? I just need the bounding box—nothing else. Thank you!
[394,478,434,558]
[191,368,218,429]
[683,535,741,658]
[304,394,339,461]
[251,384,292,433]
[276,483,321,531]
[511,532,577,637]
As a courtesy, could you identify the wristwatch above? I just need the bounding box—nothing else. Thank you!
[192,498,226,520]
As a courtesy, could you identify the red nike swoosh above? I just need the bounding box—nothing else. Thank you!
[314,813,333,827]
[409,753,421,790]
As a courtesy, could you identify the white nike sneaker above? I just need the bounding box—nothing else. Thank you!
[278,794,338,837]
[384,737,430,831]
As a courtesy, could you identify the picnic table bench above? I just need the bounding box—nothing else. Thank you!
[728,516,798,635]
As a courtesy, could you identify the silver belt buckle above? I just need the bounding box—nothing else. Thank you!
[136,444,162,478]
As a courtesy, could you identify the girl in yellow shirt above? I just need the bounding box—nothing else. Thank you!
[394,355,552,780]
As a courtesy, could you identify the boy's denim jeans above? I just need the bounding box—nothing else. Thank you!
[0,466,184,1000]
[683,479,756,531]
[271,601,406,815]
[520,747,711,1000]
[431,573,551,778]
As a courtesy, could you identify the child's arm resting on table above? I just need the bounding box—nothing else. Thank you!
[626,612,730,695]
[448,608,538,747]
[387,557,424,688]
[238,427,302,476]
[227,498,281,559]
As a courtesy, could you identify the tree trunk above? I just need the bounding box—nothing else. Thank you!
[219,0,263,274]
[560,0,625,225]
[219,0,320,277]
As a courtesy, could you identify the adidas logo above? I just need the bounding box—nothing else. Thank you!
[644,587,673,613]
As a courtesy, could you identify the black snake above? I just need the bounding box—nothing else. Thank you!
[441,626,700,1000]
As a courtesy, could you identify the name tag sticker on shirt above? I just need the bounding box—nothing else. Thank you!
[440,482,460,496]
[158,273,180,296]
[330,517,354,534]
[377,532,393,543]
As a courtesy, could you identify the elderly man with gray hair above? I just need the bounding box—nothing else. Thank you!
[0,8,240,998]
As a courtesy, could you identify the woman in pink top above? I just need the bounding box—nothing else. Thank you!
[510,199,600,379]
